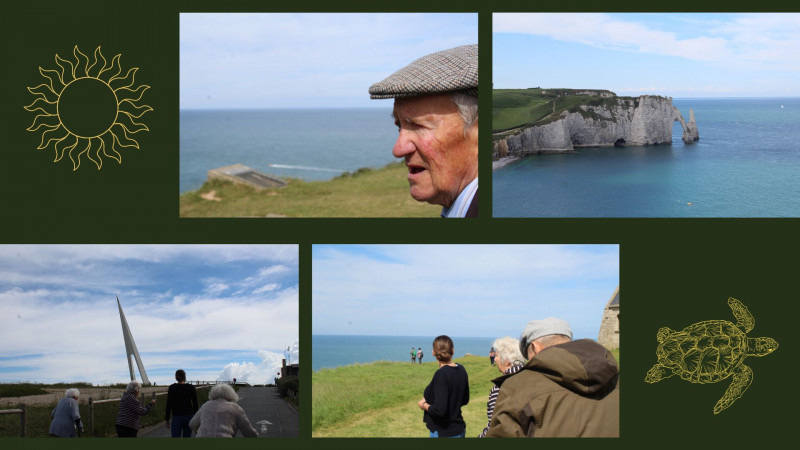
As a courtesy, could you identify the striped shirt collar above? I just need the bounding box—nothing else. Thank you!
[441,178,478,218]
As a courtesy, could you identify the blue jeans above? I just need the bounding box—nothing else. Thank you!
[171,414,193,437]
[430,430,465,438]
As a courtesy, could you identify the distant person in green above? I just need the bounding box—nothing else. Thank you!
[49,388,84,437]
[418,335,469,437]
[369,45,479,218]
[417,347,423,364]
[165,369,199,437]
[411,347,417,363]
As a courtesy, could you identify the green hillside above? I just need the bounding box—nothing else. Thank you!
[180,162,441,218]
[493,88,620,133]
[313,349,619,437]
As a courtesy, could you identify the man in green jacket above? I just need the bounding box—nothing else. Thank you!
[485,318,619,437]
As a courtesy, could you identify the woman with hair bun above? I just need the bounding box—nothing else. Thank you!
[417,335,470,437]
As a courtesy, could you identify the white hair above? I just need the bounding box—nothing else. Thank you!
[449,92,478,136]
[492,336,525,366]
[209,384,239,402]
[64,388,80,399]
[126,381,142,394]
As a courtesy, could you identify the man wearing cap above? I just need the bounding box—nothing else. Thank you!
[369,44,478,218]
[485,318,619,437]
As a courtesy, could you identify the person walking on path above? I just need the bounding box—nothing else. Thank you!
[417,348,424,364]
[116,381,156,437]
[49,388,84,437]
[489,348,497,366]
[165,369,199,437]
[190,384,258,437]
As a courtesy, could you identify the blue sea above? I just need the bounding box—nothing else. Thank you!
[312,335,495,372]
[180,108,398,193]
[493,98,800,217]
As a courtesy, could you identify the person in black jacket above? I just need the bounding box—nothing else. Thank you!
[417,335,469,437]
[165,369,199,437]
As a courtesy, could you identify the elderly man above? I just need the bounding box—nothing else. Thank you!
[485,318,619,437]
[369,44,478,218]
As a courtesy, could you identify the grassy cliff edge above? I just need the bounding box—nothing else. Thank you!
[180,162,440,218]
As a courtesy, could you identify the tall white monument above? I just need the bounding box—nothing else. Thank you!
[117,296,150,385]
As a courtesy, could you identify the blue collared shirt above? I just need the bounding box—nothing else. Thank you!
[441,178,478,218]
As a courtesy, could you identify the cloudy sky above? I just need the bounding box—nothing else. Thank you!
[312,245,618,340]
[0,245,298,385]
[494,13,800,98]
[180,13,478,109]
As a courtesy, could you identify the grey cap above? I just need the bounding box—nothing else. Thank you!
[519,318,573,355]
[369,44,478,99]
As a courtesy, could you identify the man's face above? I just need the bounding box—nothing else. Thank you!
[392,95,478,207]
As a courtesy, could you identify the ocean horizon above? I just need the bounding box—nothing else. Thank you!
[180,107,398,193]
[493,97,800,217]
[312,334,497,372]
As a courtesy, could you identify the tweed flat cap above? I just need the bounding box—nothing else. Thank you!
[369,44,478,99]
[519,318,573,355]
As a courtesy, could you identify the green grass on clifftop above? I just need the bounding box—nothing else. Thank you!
[493,88,621,133]
[180,162,440,218]
[312,350,620,437]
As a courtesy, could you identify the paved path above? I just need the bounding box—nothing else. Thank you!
[141,386,298,438]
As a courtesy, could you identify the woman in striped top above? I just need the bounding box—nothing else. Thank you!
[478,336,526,438]
[115,381,156,437]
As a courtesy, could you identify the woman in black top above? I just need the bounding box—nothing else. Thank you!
[418,335,469,437]
[165,369,199,437]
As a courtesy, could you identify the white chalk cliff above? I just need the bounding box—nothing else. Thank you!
[500,95,699,155]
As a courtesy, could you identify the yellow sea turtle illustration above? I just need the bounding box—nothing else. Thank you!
[645,297,778,414]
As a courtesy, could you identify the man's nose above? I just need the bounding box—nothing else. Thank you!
[392,131,415,158]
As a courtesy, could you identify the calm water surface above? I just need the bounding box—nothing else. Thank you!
[180,108,398,193]
[493,98,800,217]
[313,335,495,371]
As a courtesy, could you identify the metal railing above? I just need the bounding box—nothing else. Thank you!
[0,405,27,437]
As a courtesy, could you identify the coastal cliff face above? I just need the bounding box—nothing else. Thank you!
[499,95,699,156]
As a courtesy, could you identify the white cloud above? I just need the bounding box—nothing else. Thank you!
[179,13,477,108]
[217,343,298,385]
[252,283,280,294]
[0,245,298,384]
[312,245,618,338]
[493,13,800,72]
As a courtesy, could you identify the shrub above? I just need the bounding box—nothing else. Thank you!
[276,376,299,399]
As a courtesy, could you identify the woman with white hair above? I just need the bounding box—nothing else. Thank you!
[115,381,156,437]
[189,383,258,437]
[49,388,84,437]
[478,336,526,437]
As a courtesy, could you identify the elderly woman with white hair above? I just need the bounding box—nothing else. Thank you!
[115,381,156,437]
[478,336,526,438]
[49,388,84,437]
[189,384,258,437]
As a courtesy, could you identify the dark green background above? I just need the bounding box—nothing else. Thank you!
[2,0,798,448]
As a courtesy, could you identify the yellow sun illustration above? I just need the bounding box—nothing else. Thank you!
[24,45,152,170]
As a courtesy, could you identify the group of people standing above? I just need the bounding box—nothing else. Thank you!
[48,369,258,438]
[410,347,424,364]
[417,318,620,438]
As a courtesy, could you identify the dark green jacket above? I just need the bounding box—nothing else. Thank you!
[485,339,619,437]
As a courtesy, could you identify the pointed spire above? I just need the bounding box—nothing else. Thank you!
[117,296,150,385]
